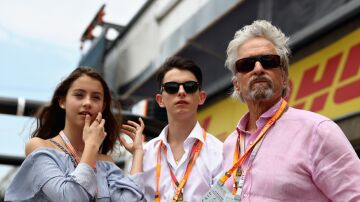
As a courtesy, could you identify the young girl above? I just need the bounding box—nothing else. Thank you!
[5,67,145,201]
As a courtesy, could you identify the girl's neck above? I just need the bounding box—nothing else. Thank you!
[62,126,84,152]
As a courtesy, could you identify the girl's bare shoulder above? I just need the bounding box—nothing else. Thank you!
[25,137,56,156]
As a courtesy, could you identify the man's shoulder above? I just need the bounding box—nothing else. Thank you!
[222,131,237,145]
[287,107,331,123]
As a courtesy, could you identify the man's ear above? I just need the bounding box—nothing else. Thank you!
[155,94,165,108]
[232,76,240,93]
[198,90,207,105]
[58,98,65,109]
[282,72,289,88]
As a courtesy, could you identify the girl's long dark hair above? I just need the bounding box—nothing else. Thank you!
[32,67,121,154]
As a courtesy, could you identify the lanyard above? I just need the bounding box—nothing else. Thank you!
[59,131,97,169]
[155,129,207,202]
[232,130,244,195]
[59,131,98,201]
[219,99,288,195]
[59,131,81,165]
[232,128,265,195]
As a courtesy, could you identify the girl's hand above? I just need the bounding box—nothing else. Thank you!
[120,118,145,154]
[82,112,107,150]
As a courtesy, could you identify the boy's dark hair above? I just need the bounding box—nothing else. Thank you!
[156,56,203,88]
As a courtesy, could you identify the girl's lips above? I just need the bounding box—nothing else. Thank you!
[79,111,92,116]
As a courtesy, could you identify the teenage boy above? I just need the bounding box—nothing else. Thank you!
[142,56,223,201]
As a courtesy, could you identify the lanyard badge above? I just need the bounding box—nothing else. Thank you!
[201,181,241,202]
[201,181,230,202]
[224,194,241,202]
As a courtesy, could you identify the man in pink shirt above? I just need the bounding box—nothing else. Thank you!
[220,20,360,201]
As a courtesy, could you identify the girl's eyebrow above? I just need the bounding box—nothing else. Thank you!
[72,88,104,96]
[72,89,103,95]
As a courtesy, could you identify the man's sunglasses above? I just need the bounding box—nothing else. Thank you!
[235,54,281,73]
[161,81,200,94]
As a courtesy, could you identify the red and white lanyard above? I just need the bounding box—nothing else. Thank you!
[59,131,98,201]
[155,130,207,202]
[219,99,288,197]
[59,131,81,165]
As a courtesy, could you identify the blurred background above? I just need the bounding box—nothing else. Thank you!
[1,0,359,199]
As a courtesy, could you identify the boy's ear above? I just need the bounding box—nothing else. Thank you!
[155,94,165,108]
[198,90,207,106]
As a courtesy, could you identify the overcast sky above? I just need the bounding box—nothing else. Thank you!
[0,0,146,182]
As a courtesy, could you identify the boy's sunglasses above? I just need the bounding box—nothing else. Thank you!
[161,81,200,94]
[235,54,281,73]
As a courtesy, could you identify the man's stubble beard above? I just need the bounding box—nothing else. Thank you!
[242,81,274,101]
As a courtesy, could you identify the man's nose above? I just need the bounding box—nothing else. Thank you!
[253,61,265,73]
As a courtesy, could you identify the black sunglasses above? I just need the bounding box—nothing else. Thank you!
[235,54,281,73]
[161,81,200,94]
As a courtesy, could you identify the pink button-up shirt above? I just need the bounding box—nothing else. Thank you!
[223,99,360,201]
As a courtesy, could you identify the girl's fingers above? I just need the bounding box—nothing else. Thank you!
[93,112,102,125]
[120,129,135,140]
[122,124,138,134]
[84,114,91,128]
[138,118,145,130]
[122,124,140,133]
[122,119,145,143]
[126,118,145,132]
[122,124,134,131]
[99,118,105,127]
[126,120,140,128]
[119,136,131,150]
[139,117,144,126]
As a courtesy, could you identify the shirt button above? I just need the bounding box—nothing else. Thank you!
[243,193,249,198]
[249,141,253,145]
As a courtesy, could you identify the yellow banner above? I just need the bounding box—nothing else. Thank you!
[199,29,360,141]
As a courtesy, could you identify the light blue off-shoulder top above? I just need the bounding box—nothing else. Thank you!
[5,148,144,202]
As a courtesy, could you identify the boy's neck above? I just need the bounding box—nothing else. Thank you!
[166,118,197,164]
[167,117,197,145]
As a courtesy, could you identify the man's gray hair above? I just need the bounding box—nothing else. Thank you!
[225,20,291,99]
